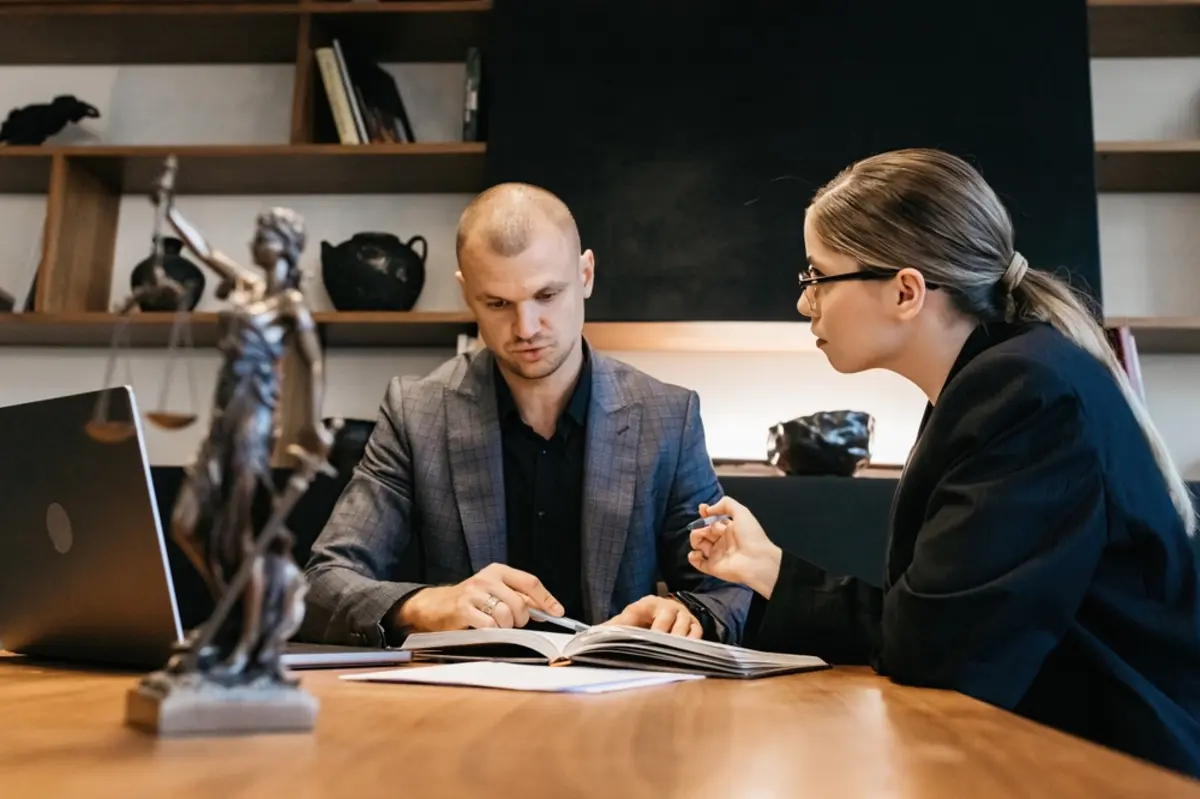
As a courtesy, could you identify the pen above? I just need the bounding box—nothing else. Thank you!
[528,607,590,633]
[687,514,732,531]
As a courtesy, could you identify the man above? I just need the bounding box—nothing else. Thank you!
[301,182,750,647]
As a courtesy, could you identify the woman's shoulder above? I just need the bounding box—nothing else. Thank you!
[935,322,1134,461]
[951,322,1116,406]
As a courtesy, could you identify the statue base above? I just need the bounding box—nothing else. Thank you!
[125,670,318,737]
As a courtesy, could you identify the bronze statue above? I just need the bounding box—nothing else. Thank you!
[121,157,338,736]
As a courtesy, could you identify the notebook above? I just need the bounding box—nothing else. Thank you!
[399,624,829,679]
[341,660,704,694]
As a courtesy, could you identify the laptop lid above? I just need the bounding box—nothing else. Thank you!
[0,386,412,672]
[0,386,184,668]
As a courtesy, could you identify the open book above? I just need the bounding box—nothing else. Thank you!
[399,624,829,679]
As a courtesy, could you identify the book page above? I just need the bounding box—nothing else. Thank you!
[340,661,704,693]
[401,629,575,662]
[562,625,828,676]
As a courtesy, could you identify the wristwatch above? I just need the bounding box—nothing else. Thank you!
[667,590,723,641]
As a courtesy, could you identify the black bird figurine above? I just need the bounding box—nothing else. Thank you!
[0,95,100,146]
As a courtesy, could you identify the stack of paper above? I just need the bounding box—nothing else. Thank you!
[340,661,705,694]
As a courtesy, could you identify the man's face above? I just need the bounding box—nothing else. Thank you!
[458,223,594,381]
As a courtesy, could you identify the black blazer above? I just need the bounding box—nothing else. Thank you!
[746,321,1200,778]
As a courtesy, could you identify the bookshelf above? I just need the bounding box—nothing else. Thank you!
[0,1,1196,352]
[1089,1,1200,354]
[0,0,490,345]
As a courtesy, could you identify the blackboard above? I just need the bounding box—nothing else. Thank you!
[482,0,1101,322]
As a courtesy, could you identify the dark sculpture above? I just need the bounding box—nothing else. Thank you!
[321,232,426,311]
[130,236,206,311]
[118,157,339,736]
[767,410,874,477]
[0,95,99,145]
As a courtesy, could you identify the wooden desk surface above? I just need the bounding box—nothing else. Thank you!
[2,657,1197,798]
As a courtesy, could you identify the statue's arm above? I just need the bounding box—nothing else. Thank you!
[165,206,262,294]
[285,291,327,438]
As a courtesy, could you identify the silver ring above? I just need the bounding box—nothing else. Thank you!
[481,595,500,616]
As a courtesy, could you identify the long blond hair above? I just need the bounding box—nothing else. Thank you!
[807,147,1195,536]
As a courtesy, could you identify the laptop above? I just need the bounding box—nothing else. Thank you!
[0,386,409,671]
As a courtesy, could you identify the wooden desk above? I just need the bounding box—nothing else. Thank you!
[2,657,1197,798]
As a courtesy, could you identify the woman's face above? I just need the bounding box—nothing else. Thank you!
[799,214,908,374]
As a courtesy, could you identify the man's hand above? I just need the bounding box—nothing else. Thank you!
[392,563,564,633]
[604,595,703,639]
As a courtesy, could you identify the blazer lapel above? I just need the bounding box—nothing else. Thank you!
[580,353,642,623]
[445,351,507,572]
[885,322,1022,588]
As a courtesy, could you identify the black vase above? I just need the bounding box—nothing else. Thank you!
[130,237,205,311]
[767,410,874,477]
[321,232,427,312]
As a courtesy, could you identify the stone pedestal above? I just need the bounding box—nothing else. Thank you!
[125,670,318,737]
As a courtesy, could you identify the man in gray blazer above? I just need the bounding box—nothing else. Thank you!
[302,183,751,647]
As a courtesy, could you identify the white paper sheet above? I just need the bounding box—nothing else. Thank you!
[339,661,704,694]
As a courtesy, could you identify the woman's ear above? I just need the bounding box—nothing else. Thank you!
[892,267,927,321]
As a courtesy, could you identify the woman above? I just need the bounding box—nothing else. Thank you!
[690,148,1200,777]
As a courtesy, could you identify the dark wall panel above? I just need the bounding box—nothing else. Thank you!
[483,0,1101,322]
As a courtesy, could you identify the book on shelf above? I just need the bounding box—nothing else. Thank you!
[399,624,830,679]
[314,37,416,144]
[463,46,484,142]
[1106,324,1146,400]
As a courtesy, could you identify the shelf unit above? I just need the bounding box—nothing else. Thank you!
[0,1,1196,352]
[1088,0,1200,354]
[0,310,476,348]
[0,1,491,346]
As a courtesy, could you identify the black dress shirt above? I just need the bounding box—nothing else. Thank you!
[494,350,591,623]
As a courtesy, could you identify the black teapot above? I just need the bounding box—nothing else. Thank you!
[130,236,205,311]
[320,232,426,312]
[767,410,874,477]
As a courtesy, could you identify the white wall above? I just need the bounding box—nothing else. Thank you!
[0,56,1197,476]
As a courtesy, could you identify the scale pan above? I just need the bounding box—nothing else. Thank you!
[85,420,137,444]
[146,411,198,430]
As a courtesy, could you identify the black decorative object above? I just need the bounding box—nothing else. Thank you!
[767,410,874,477]
[0,95,99,145]
[321,232,426,312]
[131,237,206,311]
[0,287,13,313]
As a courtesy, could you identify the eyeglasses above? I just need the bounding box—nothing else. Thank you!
[797,266,940,312]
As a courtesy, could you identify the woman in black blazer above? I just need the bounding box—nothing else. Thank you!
[690,148,1200,777]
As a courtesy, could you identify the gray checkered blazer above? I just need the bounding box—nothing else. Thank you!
[301,345,751,646]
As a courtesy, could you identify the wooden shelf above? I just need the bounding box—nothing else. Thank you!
[0,1,490,65]
[1107,316,1200,353]
[309,1,492,62]
[0,147,54,194]
[1088,0,1200,58]
[0,143,487,195]
[582,322,820,353]
[0,311,477,348]
[0,3,302,65]
[1094,140,1200,191]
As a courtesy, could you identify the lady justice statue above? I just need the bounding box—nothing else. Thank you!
[124,157,339,736]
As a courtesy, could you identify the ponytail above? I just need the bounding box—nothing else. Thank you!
[1008,261,1196,537]
[805,147,1196,536]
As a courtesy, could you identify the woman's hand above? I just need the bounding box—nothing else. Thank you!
[688,496,784,599]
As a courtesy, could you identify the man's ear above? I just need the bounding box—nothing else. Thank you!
[455,269,470,305]
[580,249,595,298]
[893,267,927,322]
